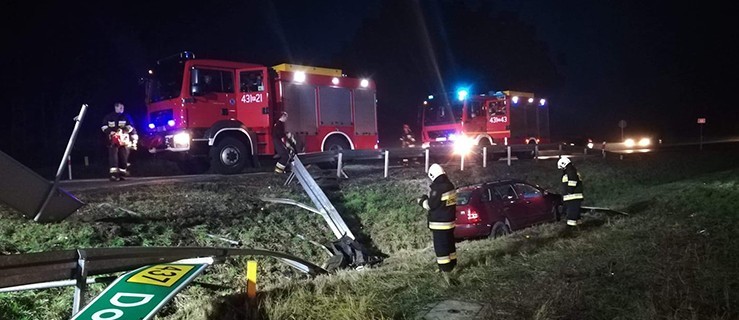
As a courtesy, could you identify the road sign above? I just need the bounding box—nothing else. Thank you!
[618,120,627,128]
[697,118,706,124]
[71,263,208,320]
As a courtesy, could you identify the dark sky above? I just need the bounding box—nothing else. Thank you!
[1,0,736,169]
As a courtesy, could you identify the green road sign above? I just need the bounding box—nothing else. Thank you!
[71,263,209,320]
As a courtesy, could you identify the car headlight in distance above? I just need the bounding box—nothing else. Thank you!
[173,132,191,148]
[587,141,594,149]
[638,137,651,147]
[624,138,635,148]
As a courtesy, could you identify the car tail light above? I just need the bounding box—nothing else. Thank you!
[466,208,481,224]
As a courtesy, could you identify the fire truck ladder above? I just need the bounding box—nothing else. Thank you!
[263,155,377,270]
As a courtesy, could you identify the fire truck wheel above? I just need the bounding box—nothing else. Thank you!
[211,136,251,174]
[177,158,210,174]
[318,136,351,169]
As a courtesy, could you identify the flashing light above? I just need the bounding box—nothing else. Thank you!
[528,97,534,103]
[167,120,176,127]
[457,89,468,101]
[540,98,546,106]
[332,77,339,85]
[428,95,434,100]
[360,79,369,88]
[423,101,428,105]
[512,96,519,104]
[148,69,153,75]
[148,123,155,129]
[294,71,306,83]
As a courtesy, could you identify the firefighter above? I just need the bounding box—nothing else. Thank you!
[400,124,416,148]
[101,102,138,181]
[417,163,458,285]
[272,111,295,174]
[558,156,584,226]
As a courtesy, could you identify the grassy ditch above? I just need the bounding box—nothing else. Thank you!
[1,149,738,319]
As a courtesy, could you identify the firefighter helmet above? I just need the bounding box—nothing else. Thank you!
[428,163,445,181]
[557,156,571,170]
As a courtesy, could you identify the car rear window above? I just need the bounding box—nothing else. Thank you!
[456,191,472,205]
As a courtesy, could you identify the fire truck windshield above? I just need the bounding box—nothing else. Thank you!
[145,62,184,103]
[423,99,463,126]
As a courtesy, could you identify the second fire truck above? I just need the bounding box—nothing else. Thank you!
[143,52,378,174]
[420,90,550,159]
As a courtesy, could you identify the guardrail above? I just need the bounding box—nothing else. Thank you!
[0,246,326,290]
[294,143,590,176]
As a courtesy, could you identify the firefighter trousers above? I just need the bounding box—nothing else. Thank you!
[273,138,290,173]
[565,199,583,221]
[108,145,129,174]
[432,229,457,273]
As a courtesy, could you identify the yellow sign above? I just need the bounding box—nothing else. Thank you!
[127,264,195,287]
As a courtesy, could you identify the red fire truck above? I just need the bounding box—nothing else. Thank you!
[420,90,549,159]
[143,52,378,174]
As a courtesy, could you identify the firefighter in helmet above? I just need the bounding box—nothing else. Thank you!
[272,111,296,173]
[101,102,138,181]
[400,124,416,148]
[417,163,458,285]
[558,156,584,226]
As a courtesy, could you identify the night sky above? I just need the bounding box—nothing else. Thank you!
[1,0,736,170]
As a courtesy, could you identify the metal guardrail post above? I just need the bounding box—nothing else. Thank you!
[558,143,563,155]
[534,145,539,161]
[337,152,343,179]
[384,150,389,178]
[584,147,588,155]
[35,104,87,221]
[67,155,72,180]
[483,147,487,168]
[424,149,429,172]
[460,153,465,171]
[507,146,512,166]
[72,249,88,315]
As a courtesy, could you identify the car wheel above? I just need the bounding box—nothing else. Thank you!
[210,136,251,174]
[489,221,511,239]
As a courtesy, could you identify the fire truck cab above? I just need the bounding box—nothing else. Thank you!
[143,52,378,174]
[420,90,549,159]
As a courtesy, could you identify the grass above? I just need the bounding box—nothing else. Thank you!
[1,149,738,319]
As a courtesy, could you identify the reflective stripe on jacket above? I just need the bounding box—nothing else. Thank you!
[426,174,456,228]
[561,164,584,202]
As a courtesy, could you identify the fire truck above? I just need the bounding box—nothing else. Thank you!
[142,52,378,174]
[420,90,549,159]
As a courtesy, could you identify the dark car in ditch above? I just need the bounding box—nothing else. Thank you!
[454,179,563,239]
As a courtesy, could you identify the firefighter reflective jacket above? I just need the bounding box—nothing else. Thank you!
[561,164,584,201]
[102,112,136,135]
[426,174,457,230]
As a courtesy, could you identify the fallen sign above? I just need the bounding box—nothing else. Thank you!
[0,149,84,222]
[71,259,210,320]
[0,104,87,222]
